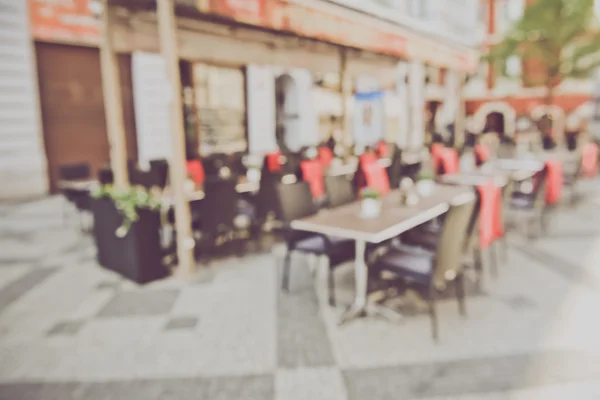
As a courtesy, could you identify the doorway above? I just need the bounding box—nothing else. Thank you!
[36,43,109,192]
[484,112,506,136]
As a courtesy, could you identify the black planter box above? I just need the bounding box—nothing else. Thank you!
[92,198,168,284]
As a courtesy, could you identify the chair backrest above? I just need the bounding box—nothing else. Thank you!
[532,166,549,208]
[275,181,318,224]
[360,152,378,168]
[199,177,238,234]
[300,159,325,199]
[186,160,205,185]
[364,163,391,195]
[475,144,491,166]
[439,148,459,175]
[266,152,282,172]
[377,141,390,158]
[318,146,334,168]
[149,159,169,189]
[325,175,355,208]
[59,162,90,181]
[433,193,476,287]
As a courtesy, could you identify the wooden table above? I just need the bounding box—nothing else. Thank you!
[291,184,474,324]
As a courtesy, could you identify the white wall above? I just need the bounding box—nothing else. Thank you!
[0,1,48,199]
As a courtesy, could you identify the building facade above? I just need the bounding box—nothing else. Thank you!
[465,0,593,142]
[0,0,482,200]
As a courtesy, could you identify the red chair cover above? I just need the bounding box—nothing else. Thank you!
[439,148,459,175]
[266,152,282,172]
[582,142,599,177]
[360,152,378,168]
[431,143,445,173]
[476,180,501,249]
[475,144,491,165]
[364,163,390,195]
[377,141,390,158]
[186,160,205,185]
[545,160,563,205]
[318,147,334,168]
[300,160,325,199]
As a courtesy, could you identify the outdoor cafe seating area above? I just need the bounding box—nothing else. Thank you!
[57,138,599,341]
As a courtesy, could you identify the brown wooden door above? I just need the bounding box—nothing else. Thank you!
[36,43,109,193]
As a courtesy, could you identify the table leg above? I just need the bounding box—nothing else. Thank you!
[338,240,403,325]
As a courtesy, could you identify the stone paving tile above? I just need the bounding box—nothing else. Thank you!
[277,255,336,368]
[276,367,347,400]
[0,382,86,400]
[164,316,198,331]
[343,350,600,400]
[47,320,85,336]
[96,289,179,318]
[0,268,57,314]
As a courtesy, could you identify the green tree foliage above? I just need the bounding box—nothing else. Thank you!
[486,0,600,105]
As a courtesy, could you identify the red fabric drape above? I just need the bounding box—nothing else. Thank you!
[377,141,390,158]
[439,148,459,175]
[364,163,390,195]
[475,144,491,165]
[266,152,282,172]
[317,147,334,168]
[300,160,325,198]
[545,160,563,205]
[186,160,205,185]
[582,142,599,177]
[477,180,502,249]
[360,152,378,168]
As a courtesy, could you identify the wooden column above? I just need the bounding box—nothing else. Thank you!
[454,72,467,149]
[157,0,195,276]
[340,49,353,147]
[99,0,128,188]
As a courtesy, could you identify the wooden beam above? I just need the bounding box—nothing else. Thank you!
[99,0,128,188]
[156,0,195,276]
[340,49,353,147]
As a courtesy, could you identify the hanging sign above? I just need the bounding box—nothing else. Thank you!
[353,91,384,147]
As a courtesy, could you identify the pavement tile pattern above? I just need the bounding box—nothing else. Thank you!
[0,180,599,399]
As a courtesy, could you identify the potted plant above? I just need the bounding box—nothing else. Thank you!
[415,169,436,198]
[91,185,168,284]
[360,187,381,218]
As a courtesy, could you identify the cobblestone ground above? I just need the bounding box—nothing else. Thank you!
[1,180,600,399]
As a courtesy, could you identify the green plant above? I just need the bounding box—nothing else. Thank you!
[91,185,162,237]
[361,187,380,200]
[416,169,435,181]
[485,0,600,130]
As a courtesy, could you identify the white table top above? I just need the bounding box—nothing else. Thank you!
[291,185,473,243]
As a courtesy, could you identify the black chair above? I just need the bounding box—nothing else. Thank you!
[325,175,355,208]
[149,159,169,189]
[59,162,92,230]
[59,163,91,181]
[193,177,243,260]
[509,167,549,239]
[276,181,355,306]
[98,166,114,185]
[369,193,476,341]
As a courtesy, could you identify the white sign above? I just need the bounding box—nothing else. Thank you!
[131,52,172,169]
[353,91,384,147]
[246,65,278,154]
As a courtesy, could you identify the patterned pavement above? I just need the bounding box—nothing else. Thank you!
[1,181,600,399]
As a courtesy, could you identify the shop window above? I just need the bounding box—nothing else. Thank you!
[193,63,247,155]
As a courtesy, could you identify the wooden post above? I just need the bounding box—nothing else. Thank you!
[454,72,467,149]
[99,0,128,188]
[340,49,353,147]
[157,0,195,276]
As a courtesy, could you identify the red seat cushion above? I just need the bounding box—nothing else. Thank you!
[582,143,599,177]
[300,160,325,199]
[439,148,459,175]
[360,152,378,168]
[364,163,390,195]
[377,141,390,158]
[266,152,282,172]
[475,144,491,165]
[477,180,502,249]
[545,160,563,205]
[186,160,205,185]
[318,147,334,168]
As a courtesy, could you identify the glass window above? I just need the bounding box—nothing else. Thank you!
[193,63,247,155]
